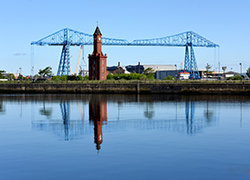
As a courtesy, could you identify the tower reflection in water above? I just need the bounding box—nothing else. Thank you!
[89,95,107,151]
[32,95,219,151]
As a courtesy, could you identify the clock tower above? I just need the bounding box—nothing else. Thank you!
[88,26,107,80]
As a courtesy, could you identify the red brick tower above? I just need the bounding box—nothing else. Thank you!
[88,26,107,80]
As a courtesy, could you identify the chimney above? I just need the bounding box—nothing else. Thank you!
[118,62,120,67]
[138,62,140,74]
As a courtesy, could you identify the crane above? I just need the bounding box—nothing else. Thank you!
[75,45,83,75]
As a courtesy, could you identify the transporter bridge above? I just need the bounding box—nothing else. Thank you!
[31,28,219,79]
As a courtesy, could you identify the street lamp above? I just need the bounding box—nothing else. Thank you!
[239,63,242,76]
[218,62,220,78]
[239,63,242,81]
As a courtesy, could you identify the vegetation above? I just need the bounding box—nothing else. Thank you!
[0,70,6,79]
[143,68,155,80]
[234,74,243,80]
[227,74,243,80]
[164,76,176,80]
[247,67,250,77]
[83,75,89,80]
[0,70,15,80]
[38,66,53,77]
[7,74,15,80]
[107,73,146,80]
[17,74,26,80]
[205,63,212,77]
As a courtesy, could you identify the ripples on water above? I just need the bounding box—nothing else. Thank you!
[0,94,250,180]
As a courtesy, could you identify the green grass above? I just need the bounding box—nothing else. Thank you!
[0,79,249,84]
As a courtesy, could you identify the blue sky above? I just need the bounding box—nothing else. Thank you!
[0,0,249,75]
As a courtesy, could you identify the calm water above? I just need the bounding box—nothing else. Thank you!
[0,94,250,180]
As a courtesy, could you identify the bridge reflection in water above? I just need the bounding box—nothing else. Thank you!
[31,95,218,151]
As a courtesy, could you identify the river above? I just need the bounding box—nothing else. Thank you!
[0,94,249,180]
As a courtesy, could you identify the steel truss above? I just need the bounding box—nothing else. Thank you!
[31,28,219,76]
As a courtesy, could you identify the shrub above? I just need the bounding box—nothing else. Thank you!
[108,73,145,80]
[83,75,89,80]
[227,77,234,80]
[107,74,114,80]
[164,76,176,80]
[234,75,243,80]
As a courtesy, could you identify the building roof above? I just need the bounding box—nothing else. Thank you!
[94,26,101,35]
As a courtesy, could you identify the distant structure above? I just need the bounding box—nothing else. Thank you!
[78,69,89,77]
[107,62,126,75]
[125,64,176,74]
[88,26,107,80]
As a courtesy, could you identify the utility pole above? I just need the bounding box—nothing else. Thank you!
[218,62,220,79]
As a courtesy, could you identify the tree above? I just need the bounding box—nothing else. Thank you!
[205,63,212,77]
[0,70,6,79]
[143,68,155,80]
[7,74,15,80]
[38,66,53,77]
[234,74,243,80]
[222,66,227,78]
[247,67,250,77]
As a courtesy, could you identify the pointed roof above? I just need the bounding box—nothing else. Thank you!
[94,26,102,35]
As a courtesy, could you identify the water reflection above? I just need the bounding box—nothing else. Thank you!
[2,94,248,151]
[0,100,6,115]
[185,101,195,134]
[32,100,91,142]
[144,102,155,119]
[89,95,107,151]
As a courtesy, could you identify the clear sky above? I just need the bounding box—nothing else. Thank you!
[0,0,249,75]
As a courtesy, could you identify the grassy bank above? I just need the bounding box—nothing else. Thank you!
[0,79,249,84]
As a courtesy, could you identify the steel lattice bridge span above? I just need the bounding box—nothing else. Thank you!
[31,28,219,79]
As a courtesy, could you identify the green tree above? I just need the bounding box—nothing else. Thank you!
[52,75,61,81]
[0,70,6,79]
[83,75,89,80]
[247,67,250,77]
[234,74,243,80]
[143,68,155,80]
[205,63,212,77]
[38,66,53,77]
[18,74,26,80]
[7,74,15,80]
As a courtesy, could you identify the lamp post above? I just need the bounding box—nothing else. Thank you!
[239,63,242,81]
[175,64,177,79]
[218,62,220,78]
[239,63,242,75]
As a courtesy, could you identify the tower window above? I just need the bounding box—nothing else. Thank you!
[94,67,95,70]
[93,61,95,65]
[102,67,104,71]
[102,60,104,65]
[102,73,104,77]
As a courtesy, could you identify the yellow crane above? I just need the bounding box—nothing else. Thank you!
[75,45,83,75]
[69,45,84,75]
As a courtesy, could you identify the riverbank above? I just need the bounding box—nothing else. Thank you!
[0,83,250,94]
